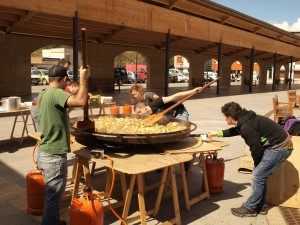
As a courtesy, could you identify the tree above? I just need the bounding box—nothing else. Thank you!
[114,51,147,67]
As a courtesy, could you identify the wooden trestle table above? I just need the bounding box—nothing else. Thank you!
[0,107,36,144]
[71,137,228,224]
[28,132,228,224]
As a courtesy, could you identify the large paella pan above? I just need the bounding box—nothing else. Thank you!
[69,114,197,147]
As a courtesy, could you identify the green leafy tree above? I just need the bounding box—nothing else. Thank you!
[114,51,147,67]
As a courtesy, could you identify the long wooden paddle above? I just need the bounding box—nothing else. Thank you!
[142,77,221,126]
[76,28,95,130]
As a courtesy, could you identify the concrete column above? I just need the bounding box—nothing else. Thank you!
[189,54,205,87]
[259,65,268,85]
[283,63,290,84]
[147,50,166,89]
[220,58,232,87]
[88,43,115,79]
[242,61,250,85]
[87,43,116,92]
[274,65,281,84]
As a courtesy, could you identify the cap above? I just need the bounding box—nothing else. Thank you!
[48,65,68,78]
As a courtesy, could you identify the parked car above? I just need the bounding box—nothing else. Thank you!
[31,69,49,85]
[125,64,147,82]
[169,68,183,77]
[168,73,178,83]
[230,73,236,82]
[36,66,52,70]
[31,69,40,85]
[169,68,182,83]
[204,72,218,82]
[177,74,189,82]
[230,73,241,82]
[114,67,129,85]
[182,73,189,82]
[39,69,49,85]
[127,71,142,83]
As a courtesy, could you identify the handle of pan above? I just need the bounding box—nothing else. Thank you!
[158,77,221,117]
[81,28,87,68]
[81,28,89,121]
[189,122,197,133]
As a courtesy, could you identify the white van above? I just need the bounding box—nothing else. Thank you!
[169,68,183,76]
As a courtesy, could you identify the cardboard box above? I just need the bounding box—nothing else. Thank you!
[266,136,300,208]
[238,156,254,174]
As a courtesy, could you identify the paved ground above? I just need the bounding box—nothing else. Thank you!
[0,83,299,225]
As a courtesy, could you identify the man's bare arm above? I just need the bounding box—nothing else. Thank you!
[67,66,90,107]
[162,87,202,104]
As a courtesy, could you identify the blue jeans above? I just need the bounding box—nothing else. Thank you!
[175,108,190,170]
[175,108,189,121]
[30,106,42,132]
[37,151,68,225]
[244,148,291,211]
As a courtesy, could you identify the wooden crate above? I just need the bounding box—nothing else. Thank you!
[266,136,300,208]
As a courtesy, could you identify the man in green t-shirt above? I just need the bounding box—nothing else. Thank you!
[37,65,90,225]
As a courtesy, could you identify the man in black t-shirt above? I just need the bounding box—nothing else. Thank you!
[134,87,203,172]
[134,87,202,121]
[134,97,188,121]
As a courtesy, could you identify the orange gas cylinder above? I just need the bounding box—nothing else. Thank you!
[26,169,44,215]
[205,154,225,194]
[70,187,104,225]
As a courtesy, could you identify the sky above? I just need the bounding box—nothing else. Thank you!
[211,0,300,32]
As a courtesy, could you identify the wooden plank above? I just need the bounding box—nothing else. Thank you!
[180,162,190,211]
[153,167,169,216]
[169,165,181,225]
[200,153,210,200]
[137,174,147,225]
[72,156,83,201]
[119,173,127,201]
[156,137,225,154]
[122,174,136,223]
[87,147,192,174]
[28,132,85,152]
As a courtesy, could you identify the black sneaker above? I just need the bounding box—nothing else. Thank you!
[257,205,268,215]
[231,205,257,217]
